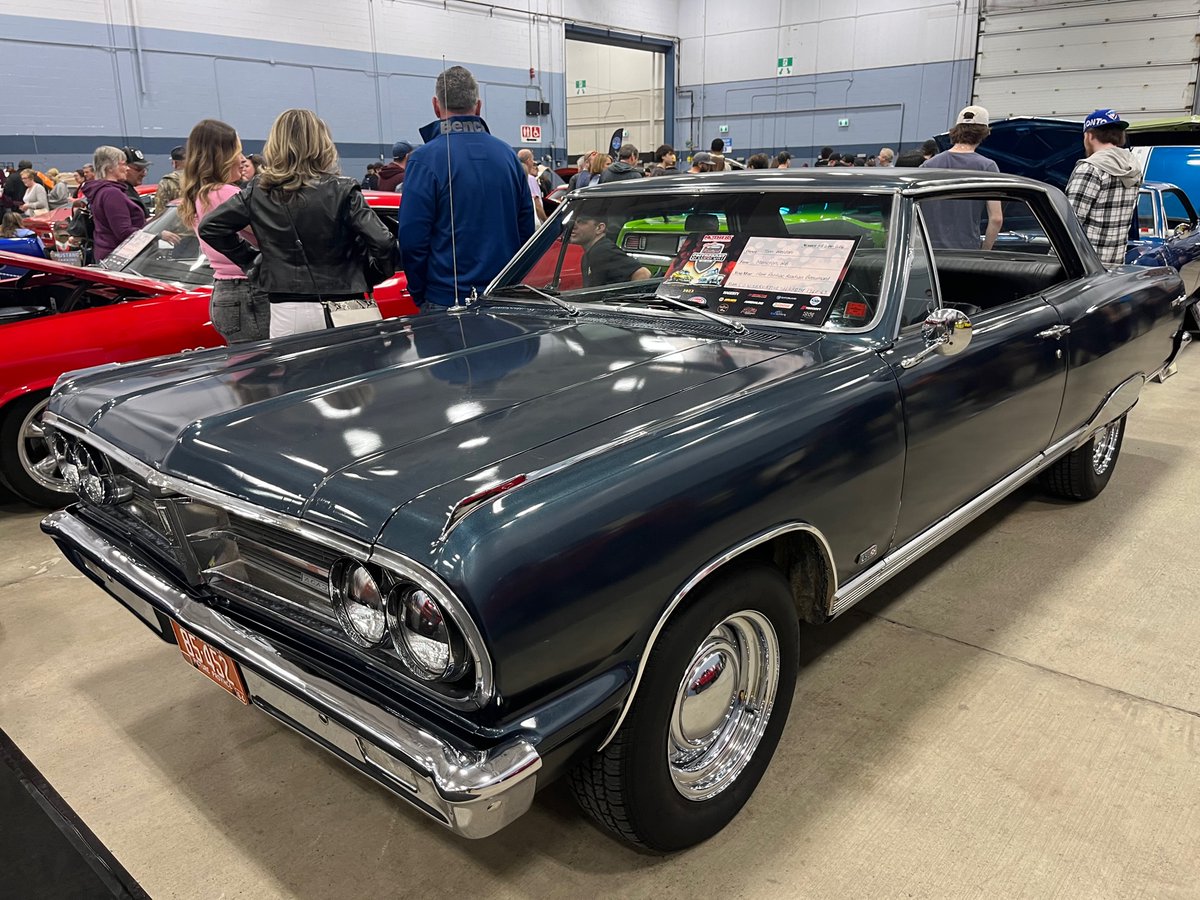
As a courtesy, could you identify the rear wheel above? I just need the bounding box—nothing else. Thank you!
[1040,415,1125,501]
[0,393,71,508]
[569,564,799,851]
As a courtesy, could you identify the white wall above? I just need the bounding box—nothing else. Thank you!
[566,43,664,157]
[677,0,980,86]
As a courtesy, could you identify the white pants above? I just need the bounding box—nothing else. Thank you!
[269,301,329,339]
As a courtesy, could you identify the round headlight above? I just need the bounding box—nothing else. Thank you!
[388,586,466,681]
[329,559,387,647]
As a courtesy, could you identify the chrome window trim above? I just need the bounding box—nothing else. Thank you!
[45,411,497,708]
[597,521,837,751]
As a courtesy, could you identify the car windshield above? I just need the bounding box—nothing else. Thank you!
[494,188,894,329]
[100,206,212,286]
[102,202,402,289]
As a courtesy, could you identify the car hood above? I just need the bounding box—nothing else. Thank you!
[0,249,181,295]
[51,308,823,542]
[936,116,1084,189]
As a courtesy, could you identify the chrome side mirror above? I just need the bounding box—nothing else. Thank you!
[1173,222,1193,239]
[901,307,973,369]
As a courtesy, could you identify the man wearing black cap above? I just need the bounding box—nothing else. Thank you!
[1066,109,1142,266]
[378,140,412,192]
[154,145,185,216]
[120,146,151,212]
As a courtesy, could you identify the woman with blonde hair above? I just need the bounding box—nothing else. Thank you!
[200,108,395,338]
[180,118,269,343]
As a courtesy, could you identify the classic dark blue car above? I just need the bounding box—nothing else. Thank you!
[41,170,1192,851]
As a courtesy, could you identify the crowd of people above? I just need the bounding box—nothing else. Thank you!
[2,64,1142,347]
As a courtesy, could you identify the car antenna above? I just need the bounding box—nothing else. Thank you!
[441,56,474,316]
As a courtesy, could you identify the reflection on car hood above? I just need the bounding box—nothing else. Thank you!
[936,116,1084,189]
[51,308,825,542]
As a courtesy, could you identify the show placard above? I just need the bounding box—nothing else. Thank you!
[657,233,860,325]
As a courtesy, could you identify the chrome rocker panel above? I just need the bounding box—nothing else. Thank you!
[41,510,541,840]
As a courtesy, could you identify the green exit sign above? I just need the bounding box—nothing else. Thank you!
[776,57,794,76]
[838,118,850,127]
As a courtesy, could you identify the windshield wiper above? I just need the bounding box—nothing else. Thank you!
[489,283,580,316]
[601,290,747,334]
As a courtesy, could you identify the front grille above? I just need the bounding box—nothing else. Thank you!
[76,458,342,625]
[53,433,483,707]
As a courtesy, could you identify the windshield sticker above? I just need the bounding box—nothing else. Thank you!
[657,233,861,325]
[100,228,156,271]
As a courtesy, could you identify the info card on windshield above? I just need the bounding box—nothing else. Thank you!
[657,233,860,325]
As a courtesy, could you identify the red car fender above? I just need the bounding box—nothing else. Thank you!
[0,289,221,410]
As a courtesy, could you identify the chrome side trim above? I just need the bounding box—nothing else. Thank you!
[368,546,496,709]
[44,412,371,557]
[42,511,538,839]
[597,522,836,751]
[828,374,1145,618]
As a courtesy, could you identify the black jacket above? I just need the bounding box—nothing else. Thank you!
[199,175,395,300]
[1,172,23,211]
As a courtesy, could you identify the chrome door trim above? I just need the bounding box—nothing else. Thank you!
[828,373,1145,618]
[597,521,836,751]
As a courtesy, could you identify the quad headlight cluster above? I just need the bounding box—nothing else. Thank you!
[328,558,468,682]
[49,430,132,505]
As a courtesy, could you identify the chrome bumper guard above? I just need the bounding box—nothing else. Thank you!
[42,510,541,839]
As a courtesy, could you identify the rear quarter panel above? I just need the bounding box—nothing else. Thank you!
[1045,266,1184,442]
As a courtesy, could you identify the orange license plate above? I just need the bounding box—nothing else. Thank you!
[171,621,250,705]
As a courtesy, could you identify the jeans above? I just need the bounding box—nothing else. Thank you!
[210,279,270,344]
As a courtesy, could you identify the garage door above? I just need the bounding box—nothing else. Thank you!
[974,0,1200,121]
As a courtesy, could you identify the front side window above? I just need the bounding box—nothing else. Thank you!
[501,190,894,329]
[913,194,1071,319]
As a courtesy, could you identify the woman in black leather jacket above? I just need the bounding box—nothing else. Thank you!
[199,108,396,338]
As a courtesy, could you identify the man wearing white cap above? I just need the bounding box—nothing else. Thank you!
[919,105,1003,250]
[1065,109,1142,266]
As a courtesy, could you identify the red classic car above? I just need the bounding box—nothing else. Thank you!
[0,191,412,506]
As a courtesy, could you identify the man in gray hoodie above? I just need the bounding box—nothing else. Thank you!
[598,144,642,183]
[1066,109,1142,266]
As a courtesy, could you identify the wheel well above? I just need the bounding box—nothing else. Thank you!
[763,531,835,623]
[700,529,835,625]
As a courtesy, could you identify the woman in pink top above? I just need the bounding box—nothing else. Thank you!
[178,119,269,343]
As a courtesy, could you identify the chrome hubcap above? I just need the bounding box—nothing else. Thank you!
[16,397,67,493]
[668,610,780,801]
[1092,419,1121,476]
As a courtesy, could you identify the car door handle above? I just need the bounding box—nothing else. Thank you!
[1037,325,1071,340]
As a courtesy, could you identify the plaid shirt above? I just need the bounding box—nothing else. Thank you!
[1065,157,1141,266]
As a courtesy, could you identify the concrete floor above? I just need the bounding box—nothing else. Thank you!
[2,364,1200,900]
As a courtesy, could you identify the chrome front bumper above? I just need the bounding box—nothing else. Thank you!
[41,510,541,839]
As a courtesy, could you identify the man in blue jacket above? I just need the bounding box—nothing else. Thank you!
[399,65,535,310]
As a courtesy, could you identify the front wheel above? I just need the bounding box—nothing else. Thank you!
[0,393,71,508]
[569,564,799,851]
[1040,415,1125,501]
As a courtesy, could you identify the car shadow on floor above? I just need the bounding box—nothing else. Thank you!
[65,448,1174,892]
